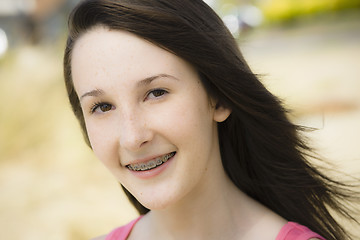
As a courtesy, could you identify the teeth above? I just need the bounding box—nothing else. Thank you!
[156,158,162,165]
[127,152,175,171]
[140,163,147,171]
[147,160,156,169]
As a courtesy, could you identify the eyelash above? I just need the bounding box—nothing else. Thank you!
[90,101,113,114]
[145,88,168,100]
[89,89,168,114]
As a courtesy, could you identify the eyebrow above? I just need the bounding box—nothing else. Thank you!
[80,88,105,101]
[136,74,179,87]
[79,74,178,101]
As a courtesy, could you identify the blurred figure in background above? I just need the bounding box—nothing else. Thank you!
[0,0,74,50]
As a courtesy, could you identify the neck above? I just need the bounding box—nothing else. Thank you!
[136,165,281,240]
[151,178,245,239]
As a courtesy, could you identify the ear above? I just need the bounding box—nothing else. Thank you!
[213,103,231,122]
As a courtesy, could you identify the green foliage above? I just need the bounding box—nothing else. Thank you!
[258,0,360,23]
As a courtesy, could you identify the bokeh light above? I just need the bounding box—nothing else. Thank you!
[0,28,8,57]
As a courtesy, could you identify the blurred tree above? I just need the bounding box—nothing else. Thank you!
[258,0,360,23]
[213,0,360,24]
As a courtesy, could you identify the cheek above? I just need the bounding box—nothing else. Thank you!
[154,102,194,134]
[86,120,119,167]
[153,97,214,145]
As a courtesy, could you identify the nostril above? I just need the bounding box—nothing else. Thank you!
[140,141,149,147]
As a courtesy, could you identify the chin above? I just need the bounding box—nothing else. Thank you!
[133,188,183,211]
[137,195,175,211]
[141,201,168,211]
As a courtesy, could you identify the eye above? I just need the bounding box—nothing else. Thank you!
[145,89,168,100]
[90,102,114,114]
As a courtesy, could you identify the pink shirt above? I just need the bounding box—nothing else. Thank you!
[105,217,326,240]
[105,217,143,240]
[275,222,326,240]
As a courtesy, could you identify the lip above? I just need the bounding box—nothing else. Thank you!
[126,152,176,179]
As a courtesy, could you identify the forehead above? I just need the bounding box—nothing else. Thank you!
[71,26,197,92]
[72,26,170,71]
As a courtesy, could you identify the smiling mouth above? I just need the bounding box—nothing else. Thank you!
[126,152,176,171]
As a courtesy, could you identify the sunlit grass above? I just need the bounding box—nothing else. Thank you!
[1,47,60,160]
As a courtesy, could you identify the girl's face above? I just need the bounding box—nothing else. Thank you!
[71,27,230,209]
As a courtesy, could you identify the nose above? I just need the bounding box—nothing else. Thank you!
[117,109,153,152]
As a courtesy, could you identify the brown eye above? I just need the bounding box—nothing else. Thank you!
[91,102,114,113]
[99,104,112,112]
[146,89,168,100]
[152,89,166,97]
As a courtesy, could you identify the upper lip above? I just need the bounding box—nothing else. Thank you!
[123,152,174,167]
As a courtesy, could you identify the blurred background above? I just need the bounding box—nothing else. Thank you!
[0,0,359,239]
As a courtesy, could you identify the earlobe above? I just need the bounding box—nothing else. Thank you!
[213,105,231,122]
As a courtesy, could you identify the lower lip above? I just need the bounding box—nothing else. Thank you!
[127,154,175,179]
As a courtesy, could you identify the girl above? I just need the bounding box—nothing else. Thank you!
[63,0,358,239]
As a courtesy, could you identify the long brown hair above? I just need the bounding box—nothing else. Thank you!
[64,0,358,239]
